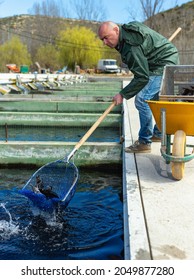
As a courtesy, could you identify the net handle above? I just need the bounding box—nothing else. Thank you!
[67,101,116,161]
[168,27,182,42]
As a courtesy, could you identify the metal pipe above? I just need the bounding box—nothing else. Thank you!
[161,108,166,146]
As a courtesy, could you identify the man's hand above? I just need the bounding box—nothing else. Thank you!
[113,93,123,105]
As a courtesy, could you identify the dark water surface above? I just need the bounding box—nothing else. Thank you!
[0,126,121,142]
[0,167,123,260]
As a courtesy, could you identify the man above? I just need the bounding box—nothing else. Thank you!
[98,21,179,153]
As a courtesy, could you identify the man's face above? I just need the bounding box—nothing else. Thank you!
[98,25,119,48]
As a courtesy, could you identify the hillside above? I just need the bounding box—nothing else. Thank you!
[145,1,194,64]
[0,15,101,56]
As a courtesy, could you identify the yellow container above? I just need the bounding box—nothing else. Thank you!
[147,100,194,136]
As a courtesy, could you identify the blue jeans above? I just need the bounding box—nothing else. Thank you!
[135,76,162,144]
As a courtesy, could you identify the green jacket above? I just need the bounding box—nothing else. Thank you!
[116,21,179,99]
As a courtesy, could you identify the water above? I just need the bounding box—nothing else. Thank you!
[0,126,121,142]
[0,167,123,260]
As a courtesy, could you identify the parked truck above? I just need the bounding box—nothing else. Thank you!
[97,59,120,73]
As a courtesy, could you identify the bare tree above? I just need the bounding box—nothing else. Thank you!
[140,0,165,28]
[127,0,179,29]
[70,0,107,21]
[125,0,165,25]
[27,0,70,60]
[28,0,69,18]
[140,0,163,20]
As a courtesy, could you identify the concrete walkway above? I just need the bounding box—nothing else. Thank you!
[123,97,194,260]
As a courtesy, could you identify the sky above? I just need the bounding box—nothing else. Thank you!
[0,0,191,23]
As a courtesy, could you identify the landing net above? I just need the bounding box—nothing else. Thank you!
[21,160,79,209]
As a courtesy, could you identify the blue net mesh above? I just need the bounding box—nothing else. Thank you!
[19,189,60,212]
[21,160,79,210]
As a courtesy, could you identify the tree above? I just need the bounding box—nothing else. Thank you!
[99,45,121,65]
[126,0,166,28]
[34,44,61,72]
[70,0,107,21]
[57,26,104,70]
[0,36,32,72]
[139,0,180,29]
[140,0,164,19]
[28,0,69,18]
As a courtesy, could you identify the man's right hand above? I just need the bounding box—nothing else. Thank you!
[113,93,123,105]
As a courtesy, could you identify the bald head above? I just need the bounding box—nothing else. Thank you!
[98,21,120,48]
[98,21,118,34]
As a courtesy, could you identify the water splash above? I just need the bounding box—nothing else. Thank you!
[0,203,20,239]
